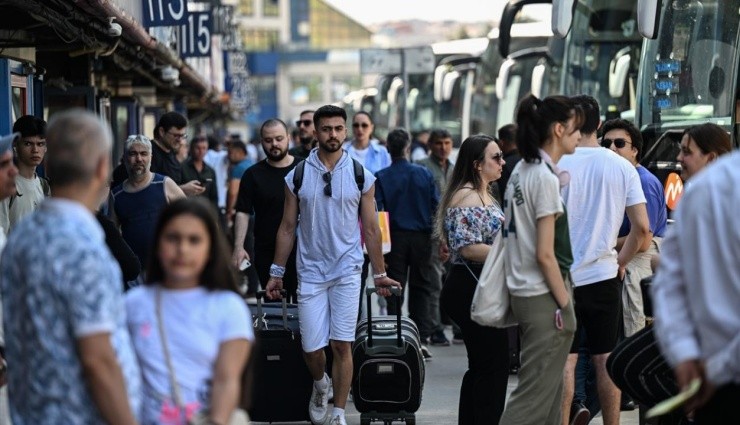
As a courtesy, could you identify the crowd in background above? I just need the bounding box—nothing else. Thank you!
[0,93,736,425]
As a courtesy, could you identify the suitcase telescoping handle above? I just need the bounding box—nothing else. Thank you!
[255,290,288,330]
[366,286,402,348]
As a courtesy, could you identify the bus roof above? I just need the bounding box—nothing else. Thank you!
[487,21,554,40]
[431,37,489,57]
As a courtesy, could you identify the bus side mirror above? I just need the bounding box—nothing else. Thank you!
[531,63,547,98]
[496,59,516,100]
[609,52,631,98]
[552,0,575,38]
[638,0,661,39]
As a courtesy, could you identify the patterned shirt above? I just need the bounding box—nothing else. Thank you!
[444,205,505,264]
[0,199,141,424]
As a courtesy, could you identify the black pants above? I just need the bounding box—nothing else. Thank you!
[441,264,509,425]
[385,231,439,340]
[695,384,740,424]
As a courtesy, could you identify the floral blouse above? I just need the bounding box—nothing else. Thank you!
[444,205,505,264]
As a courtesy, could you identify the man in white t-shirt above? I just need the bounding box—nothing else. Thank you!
[558,95,649,425]
[0,116,49,235]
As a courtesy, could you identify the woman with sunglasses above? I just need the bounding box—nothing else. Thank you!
[499,95,581,425]
[345,112,391,175]
[436,134,509,424]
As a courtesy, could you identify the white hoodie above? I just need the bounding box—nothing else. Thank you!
[285,149,375,283]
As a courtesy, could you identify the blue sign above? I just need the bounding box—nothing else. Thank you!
[178,12,212,58]
[143,0,188,27]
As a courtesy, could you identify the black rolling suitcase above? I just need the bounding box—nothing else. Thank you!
[352,287,425,425]
[247,290,312,422]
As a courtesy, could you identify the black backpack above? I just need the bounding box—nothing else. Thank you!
[292,158,365,197]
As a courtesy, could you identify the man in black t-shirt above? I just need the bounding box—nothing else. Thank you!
[233,118,299,301]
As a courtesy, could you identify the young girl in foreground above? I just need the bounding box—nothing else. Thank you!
[126,197,253,425]
[499,95,582,425]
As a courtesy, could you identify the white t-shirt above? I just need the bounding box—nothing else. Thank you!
[204,150,229,208]
[504,160,564,297]
[125,286,254,424]
[347,145,369,165]
[558,147,646,286]
[8,174,45,232]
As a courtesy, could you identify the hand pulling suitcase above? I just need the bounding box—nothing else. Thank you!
[352,287,425,425]
[246,290,312,422]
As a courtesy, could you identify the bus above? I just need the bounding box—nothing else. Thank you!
[635,0,740,206]
[470,21,554,137]
[497,0,642,122]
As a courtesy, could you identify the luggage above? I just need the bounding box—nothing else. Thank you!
[352,287,425,425]
[246,290,312,422]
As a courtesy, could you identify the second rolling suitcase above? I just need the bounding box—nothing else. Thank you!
[352,287,425,425]
[246,291,312,422]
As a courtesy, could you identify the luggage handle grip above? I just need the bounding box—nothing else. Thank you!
[366,286,403,349]
[255,290,288,330]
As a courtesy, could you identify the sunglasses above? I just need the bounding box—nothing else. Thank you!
[322,171,332,197]
[492,152,504,163]
[601,137,631,149]
[352,122,370,129]
[296,120,312,127]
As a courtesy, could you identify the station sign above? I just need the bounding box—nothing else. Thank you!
[212,5,234,35]
[143,0,188,27]
[224,51,251,111]
[361,47,436,75]
[361,49,402,74]
[178,12,212,57]
[403,46,436,74]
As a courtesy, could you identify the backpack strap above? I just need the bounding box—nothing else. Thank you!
[40,177,51,197]
[352,158,365,193]
[292,160,306,197]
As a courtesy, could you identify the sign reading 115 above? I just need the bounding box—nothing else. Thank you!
[143,0,188,27]
[179,12,212,58]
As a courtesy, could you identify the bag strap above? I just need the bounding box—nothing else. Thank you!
[155,288,185,410]
[351,158,364,193]
[292,160,306,197]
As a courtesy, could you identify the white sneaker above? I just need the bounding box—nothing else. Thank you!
[329,414,347,425]
[420,345,433,361]
[327,377,334,402]
[309,374,330,425]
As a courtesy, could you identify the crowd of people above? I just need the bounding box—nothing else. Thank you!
[0,92,736,425]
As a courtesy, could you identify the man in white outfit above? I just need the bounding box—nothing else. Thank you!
[558,95,649,425]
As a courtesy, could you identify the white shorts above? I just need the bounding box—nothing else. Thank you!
[298,274,361,353]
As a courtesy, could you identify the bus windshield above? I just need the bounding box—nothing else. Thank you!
[564,0,641,117]
[639,0,740,127]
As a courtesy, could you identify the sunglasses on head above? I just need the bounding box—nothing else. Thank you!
[601,137,631,149]
[352,122,370,129]
[322,171,332,197]
[296,120,312,127]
